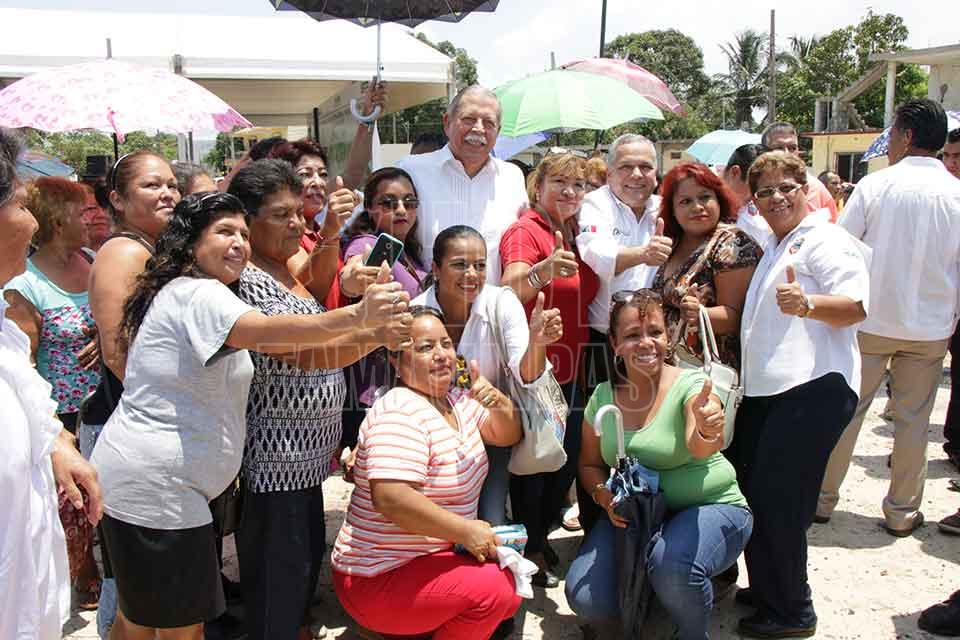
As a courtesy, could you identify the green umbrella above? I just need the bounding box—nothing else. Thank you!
[494,70,663,137]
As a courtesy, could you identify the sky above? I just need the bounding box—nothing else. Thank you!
[7,0,960,88]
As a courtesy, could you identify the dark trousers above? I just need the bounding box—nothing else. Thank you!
[576,328,613,537]
[944,323,960,456]
[237,484,326,640]
[509,381,585,554]
[726,373,856,627]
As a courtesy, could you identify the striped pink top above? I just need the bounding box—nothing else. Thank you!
[331,386,490,577]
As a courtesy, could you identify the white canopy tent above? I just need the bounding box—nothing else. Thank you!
[0,8,455,129]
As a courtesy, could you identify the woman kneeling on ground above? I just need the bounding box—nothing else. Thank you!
[332,306,523,640]
[565,289,753,640]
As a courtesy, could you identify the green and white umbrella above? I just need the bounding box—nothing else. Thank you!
[494,69,663,138]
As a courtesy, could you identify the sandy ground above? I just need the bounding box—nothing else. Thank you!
[64,378,960,639]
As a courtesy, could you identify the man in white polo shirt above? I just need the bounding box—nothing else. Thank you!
[576,134,673,388]
[818,100,960,536]
[397,86,527,284]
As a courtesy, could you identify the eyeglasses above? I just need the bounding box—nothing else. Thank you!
[611,288,663,305]
[753,183,803,199]
[375,196,420,211]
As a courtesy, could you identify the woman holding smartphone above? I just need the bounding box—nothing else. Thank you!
[339,167,429,448]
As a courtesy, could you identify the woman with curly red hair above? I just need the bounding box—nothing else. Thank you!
[652,162,761,370]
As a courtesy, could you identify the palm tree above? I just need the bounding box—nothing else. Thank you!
[718,29,769,128]
[778,35,820,73]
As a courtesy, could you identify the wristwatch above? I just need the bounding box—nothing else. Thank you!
[799,294,815,318]
[590,482,608,505]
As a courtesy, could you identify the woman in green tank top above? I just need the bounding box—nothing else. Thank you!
[565,289,753,640]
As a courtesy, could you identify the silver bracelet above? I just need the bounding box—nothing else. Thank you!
[527,263,551,290]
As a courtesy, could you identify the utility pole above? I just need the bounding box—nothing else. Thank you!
[594,0,608,150]
[767,9,776,125]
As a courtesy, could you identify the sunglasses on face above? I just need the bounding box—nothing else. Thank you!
[375,196,420,211]
[753,182,803,200]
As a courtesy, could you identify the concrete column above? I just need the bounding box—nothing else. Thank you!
[884,61,897,127]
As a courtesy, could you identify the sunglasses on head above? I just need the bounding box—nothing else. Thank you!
[611,288,663,305]
[375,195,420,211]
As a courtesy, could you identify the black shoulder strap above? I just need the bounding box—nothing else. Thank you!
[110,231,155,255]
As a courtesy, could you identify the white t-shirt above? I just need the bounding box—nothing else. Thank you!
[840,156,960,341]
[576,186,662,333]
[0,299,70,639]
[740,213,871,397]
[397,145,528,285]
[92,277,255,529]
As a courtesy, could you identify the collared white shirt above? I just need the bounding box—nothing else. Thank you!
[413,283,546,389]
[840,156,960,341]
[735,201,775,248]
[0,298,71,639]
[398,145,528,284]
[740,213,871,397]
[576,185,662,333]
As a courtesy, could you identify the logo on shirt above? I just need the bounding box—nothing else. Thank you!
[788,238,805,254]
[581,225,597,233]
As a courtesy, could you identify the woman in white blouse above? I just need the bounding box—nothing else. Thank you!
[0,126,102,639]
[730,151,869,639]
[413,225,563,525]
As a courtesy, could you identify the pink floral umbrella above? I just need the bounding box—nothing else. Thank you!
[561,58,685,117]
[0,59,251,142]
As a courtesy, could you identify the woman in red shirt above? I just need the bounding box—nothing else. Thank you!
[499,152,600,586]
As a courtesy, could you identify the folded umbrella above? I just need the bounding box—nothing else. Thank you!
[593,405,667,639]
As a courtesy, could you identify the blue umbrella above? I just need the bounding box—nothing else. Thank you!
[686,129,762,166]
[862,110,960,162]
[16,150,75,178]
[492,132,549,160]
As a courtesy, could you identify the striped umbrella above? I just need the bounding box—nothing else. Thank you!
[561,58,685,116]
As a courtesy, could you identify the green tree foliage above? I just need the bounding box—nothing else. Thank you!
[204,133,232,174]
[378,34,479,143]
[718,29,770,129]
[600,29,719,143]
[776,10,927,130]
[21,129,178,175]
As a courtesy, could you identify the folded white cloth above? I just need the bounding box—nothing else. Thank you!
[496,546,539,599]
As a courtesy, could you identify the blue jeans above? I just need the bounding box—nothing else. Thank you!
[565,503,753,640]
[478,445,511,525]
[79,421,117,640]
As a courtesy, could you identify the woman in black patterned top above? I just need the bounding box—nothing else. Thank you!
[229,160,403,640]
[652,163,762,370]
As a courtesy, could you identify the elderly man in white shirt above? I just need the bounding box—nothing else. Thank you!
[576,133,673,393]
[817,99,960,536]
[397,85,527,285]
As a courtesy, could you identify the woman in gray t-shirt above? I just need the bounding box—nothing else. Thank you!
[91,192,413,638]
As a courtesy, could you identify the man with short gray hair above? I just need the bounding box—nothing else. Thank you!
[398,85,527,283]
[762,121,838,220]
[576,134,672,380]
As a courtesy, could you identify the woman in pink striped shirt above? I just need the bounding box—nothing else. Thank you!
[332,306,523,640]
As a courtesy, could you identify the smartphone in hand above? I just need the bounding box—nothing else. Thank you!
[365,232,404,268]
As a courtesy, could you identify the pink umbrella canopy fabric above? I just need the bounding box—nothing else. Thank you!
[0,59,251,142]
[561,58,685,117]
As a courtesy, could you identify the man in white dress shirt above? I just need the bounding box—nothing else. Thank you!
[817,100,960,536]
[397,86,527,284]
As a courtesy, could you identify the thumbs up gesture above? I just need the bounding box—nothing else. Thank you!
[468,359,507,409]
[775,265,812,317]
[533,230,579,285]
[643,217,674,267]
[529,291,564,346]
[692,378,724,443]
[680,282,703,326]
[320,175,358,239]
